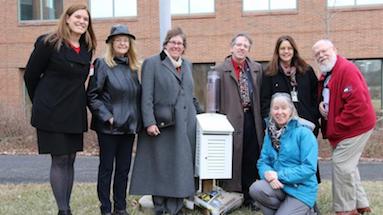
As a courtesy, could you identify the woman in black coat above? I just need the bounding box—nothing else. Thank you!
[24,4,97,215]
[87,24,141,215]
[261,35,320,136]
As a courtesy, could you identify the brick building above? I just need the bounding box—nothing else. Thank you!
[1,0,383,112]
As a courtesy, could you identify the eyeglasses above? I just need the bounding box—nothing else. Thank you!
[234,43,250,49]
[114,39,130,44]
[314,46,333,58]
[168,40,184,46]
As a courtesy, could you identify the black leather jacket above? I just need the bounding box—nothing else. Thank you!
[87,57,141,134]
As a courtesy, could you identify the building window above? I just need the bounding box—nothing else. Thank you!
[243,0,297,12]
[353,59,383,110]
[90,0,137,18]
[171,0,215,15]
[19,0,63,21]
[328,0,383,7]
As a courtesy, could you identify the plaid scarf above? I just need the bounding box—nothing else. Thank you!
[280,62,297,87]
[268,120,287,152]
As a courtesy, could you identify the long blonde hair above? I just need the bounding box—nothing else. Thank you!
[44,4,97,52]
[104,36,141,78]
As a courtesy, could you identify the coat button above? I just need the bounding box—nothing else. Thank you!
[160,122,165,126]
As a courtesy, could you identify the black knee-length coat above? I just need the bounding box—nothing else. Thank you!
[24,35,92,134]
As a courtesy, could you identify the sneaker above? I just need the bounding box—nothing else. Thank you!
[138,195,154,208]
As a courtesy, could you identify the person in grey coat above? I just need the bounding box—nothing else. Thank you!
[87,24,141,215]
[129,27,197,215]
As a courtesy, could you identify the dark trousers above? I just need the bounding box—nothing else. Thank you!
[97,133,135,213]
[241,110,260,204]
[312,126,321,184]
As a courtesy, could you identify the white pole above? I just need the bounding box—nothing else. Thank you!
[159,0,171,49]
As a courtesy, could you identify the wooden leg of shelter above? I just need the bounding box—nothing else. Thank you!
[200,179,214,215]
[202,179,213,192]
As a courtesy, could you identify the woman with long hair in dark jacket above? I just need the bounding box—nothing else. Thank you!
[87,24,141,215]
[24,4,96,215]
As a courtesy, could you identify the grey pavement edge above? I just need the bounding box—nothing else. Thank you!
[0,155,382,184]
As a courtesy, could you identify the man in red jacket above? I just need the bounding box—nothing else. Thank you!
[313,39,376,215]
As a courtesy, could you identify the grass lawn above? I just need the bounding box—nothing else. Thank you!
[0,181,382,215]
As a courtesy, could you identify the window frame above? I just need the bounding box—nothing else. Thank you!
[89,0,138,19]
[18,0,63,22]
[171,0,215,16]
[327,0,383,8]
[351,58,383,110]
[242,0,298,13]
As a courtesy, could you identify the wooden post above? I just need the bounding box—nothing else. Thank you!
[202,179,213,193]
[199,179,214,215]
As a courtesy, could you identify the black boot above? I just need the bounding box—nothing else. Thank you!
[112,210,129,215]
[58,209,72,215]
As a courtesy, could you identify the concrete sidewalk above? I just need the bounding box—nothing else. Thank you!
[0,155,382,184]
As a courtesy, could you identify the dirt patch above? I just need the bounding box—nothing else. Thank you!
[0,132,99,156]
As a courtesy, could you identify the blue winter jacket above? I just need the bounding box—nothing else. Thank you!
[258,118,318,207]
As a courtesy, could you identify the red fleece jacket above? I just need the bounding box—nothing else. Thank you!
[319,56,376,147]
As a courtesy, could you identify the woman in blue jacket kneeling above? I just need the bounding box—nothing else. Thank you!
[249,92,318,215]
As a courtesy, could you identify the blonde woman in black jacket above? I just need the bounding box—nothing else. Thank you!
[87,24,141,215]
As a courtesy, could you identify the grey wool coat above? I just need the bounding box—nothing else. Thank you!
[129,51,197,198]
[215,55,265,192]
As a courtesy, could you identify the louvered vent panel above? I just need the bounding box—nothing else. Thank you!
[206,138,226,174]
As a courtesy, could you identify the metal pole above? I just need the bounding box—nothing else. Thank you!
[159,0,171,49]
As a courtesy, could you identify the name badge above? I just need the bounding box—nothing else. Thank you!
[291,90,298,102]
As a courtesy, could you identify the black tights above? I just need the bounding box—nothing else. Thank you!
[50,153,76,211]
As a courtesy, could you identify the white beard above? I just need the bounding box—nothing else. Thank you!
[319,54,337,73]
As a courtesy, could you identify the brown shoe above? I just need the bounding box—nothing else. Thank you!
[357,207,372,214]
[335,209,359,215]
